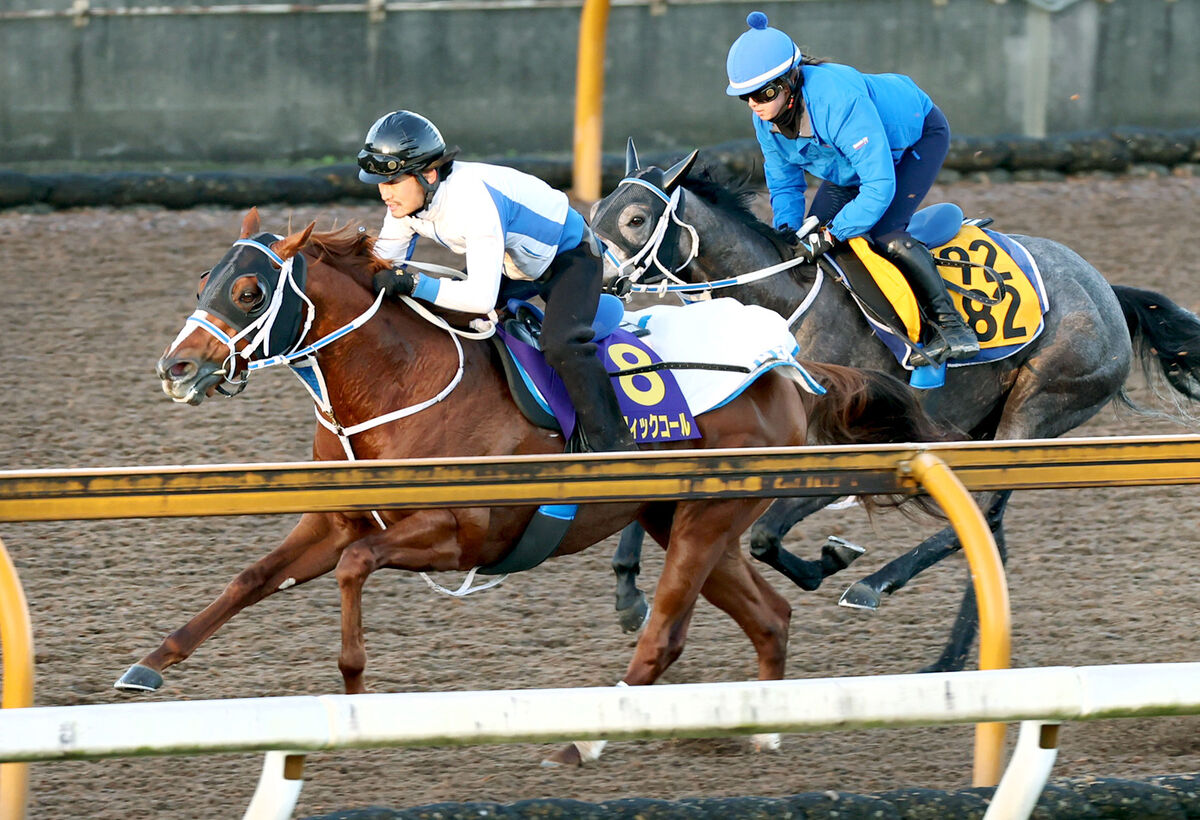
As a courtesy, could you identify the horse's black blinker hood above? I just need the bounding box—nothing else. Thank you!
[197,231,309,358]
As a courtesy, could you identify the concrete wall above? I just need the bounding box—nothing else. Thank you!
[0,0,1196,165]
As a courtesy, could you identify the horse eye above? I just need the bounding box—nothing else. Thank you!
[238,287,265,309]
[629,216,645,228]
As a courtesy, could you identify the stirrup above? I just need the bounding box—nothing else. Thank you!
[935,319,980,361]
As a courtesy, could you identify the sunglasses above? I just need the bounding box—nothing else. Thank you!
[739,80,787,104]
[357,150,406,177]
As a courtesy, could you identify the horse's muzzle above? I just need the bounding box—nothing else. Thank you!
[156,354,225,405]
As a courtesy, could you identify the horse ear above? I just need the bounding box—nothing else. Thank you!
[662,149,699,193]
[239,207,261,239]
[625,138,641,176]
[274,222,316,260]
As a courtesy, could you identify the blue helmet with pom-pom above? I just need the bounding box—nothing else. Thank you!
[725,11,802,96]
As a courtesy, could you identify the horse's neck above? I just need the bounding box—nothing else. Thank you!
[684,197,875,368]
[686,195,812,318]
[301,267,490,451]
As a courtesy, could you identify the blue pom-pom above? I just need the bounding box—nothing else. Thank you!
[746,11,768,29]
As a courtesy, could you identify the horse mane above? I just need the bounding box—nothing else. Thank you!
[303,224,391,289]
[682,165,802,264]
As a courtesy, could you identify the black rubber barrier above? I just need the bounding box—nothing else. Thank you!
[300,773,1200,819]
[0,128,1196,211]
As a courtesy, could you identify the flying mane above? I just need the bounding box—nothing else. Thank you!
[680,164,809,272]
[303,225,391,287]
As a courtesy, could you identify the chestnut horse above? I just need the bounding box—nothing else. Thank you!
[122,208,939,762]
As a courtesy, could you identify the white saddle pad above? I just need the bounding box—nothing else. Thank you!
[623,297,824,415]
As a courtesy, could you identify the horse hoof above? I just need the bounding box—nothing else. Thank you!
[541,743,584,768]
[919,655,968,674]
[838,582,882,611]
[823,535,865,570]
[616,594,650,634]
[114,664,164,693]
[751,733,781,752]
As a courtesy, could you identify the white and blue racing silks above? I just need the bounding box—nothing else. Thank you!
[374,161,584,315]
[753,63,933,241]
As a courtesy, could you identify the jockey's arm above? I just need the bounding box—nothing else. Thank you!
[410,208,506,315]
[824,94,896,241]
[375,216,419,267]
[759,133,807,232]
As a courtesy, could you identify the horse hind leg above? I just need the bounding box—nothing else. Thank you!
[749,495,865,591]
[921,498,1011,673]
[612,523,650,633]
[697,548,793,752]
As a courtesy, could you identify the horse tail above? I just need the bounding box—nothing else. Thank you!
[1113,285,1200,419]
[797,361,950,515]
[799,361,949,447]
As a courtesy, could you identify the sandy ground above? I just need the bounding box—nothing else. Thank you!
[0,173,1197,819]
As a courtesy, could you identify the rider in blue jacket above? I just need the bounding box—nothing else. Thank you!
[726,12,978,364]
[360,110,635,452]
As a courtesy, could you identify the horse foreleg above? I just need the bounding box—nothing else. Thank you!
[115,512,355,693]
[840,490,1013,611]
[334,540,374,695]
[749,495,863,590]
[612,523,649,633]
[335,509,466,695]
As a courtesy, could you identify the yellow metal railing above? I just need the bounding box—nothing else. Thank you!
[907,453,1011,786]
[3,436,1200,523]
[0,536,33,820]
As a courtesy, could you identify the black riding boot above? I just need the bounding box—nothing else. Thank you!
[880,232,979,364]
[551,346,637,452]
[539,239,637,452]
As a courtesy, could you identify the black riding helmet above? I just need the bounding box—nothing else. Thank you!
[357,110,449,183]
[358,110,460,212]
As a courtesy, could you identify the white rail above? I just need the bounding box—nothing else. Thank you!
[1,663,1196,819]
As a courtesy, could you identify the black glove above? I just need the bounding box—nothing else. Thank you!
[372,267,419,299]
[798,226,836,262]
[778,224,800,247]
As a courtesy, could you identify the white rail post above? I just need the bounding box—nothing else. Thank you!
[243,751,305,820]
[985,721,1060,819]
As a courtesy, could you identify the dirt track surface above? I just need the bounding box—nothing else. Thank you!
[1,174,1198,819]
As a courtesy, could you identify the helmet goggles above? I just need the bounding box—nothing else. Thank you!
[358,150,412,180]
[739,78,788,104]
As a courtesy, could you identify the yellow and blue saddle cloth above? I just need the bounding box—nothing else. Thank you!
[825,203,1049,384]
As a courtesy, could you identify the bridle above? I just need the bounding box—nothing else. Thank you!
[604,178,700,287]
[167,235,316,401]
[604,170,816,304]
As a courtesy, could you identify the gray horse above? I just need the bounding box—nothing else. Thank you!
[592,142,1200,672]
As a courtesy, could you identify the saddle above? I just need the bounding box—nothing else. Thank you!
[821,203,1049,388]
[490,294,638,440]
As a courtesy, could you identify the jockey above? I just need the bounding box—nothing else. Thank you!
[726,12,979,364]
[358,110,636,452]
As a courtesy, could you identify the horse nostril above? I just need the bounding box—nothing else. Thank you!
[161,359,197,381]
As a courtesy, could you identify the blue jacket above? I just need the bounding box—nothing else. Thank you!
[753,63,933,240]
